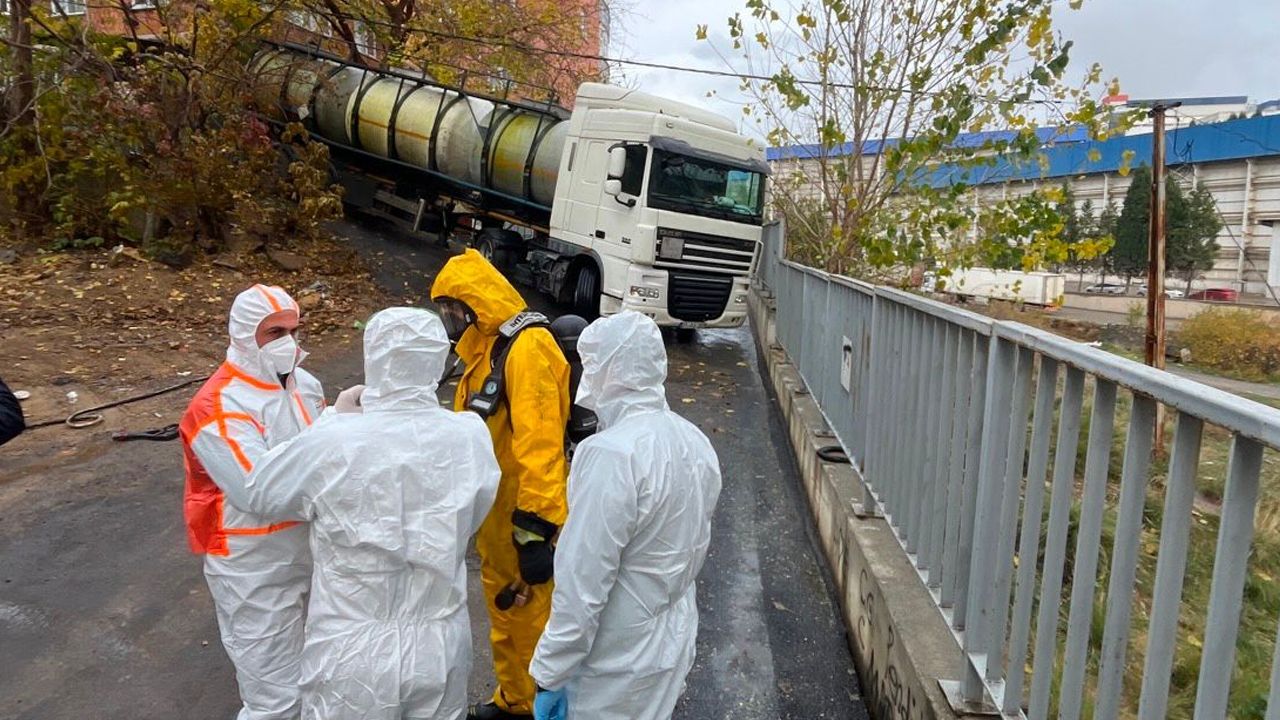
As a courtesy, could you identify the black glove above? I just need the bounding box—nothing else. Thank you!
[516,539,555,585]
[513,510,559,586]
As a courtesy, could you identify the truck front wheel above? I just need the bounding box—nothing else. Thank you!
[573,264,601,319]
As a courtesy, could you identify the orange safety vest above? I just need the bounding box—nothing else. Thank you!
[179,362,311,556]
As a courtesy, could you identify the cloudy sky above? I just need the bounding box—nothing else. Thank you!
[609,0,1280,141]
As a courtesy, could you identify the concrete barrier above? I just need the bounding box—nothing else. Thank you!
[748,292,975,720]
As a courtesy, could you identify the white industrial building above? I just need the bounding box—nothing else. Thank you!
[1105,94,1258,135]
[768,114,1280,296]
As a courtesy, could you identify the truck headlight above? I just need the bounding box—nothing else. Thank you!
[734,294,747,304]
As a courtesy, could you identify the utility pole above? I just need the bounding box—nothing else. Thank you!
[1146,102,1179,455]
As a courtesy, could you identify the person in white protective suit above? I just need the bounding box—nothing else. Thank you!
[221,306,501,720]
[180,283,324,720]
[529,310,723,720]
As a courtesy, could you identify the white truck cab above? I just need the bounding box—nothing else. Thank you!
[551,84,768,328]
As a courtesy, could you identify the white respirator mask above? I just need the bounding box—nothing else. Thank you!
[260,334,304,381]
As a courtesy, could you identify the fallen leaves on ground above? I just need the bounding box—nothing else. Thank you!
[0,233,392,395]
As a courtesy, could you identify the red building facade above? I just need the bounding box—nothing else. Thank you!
[37,0,608,107]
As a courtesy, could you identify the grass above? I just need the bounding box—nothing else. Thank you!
[1005,378,1280,718]
[978,300,1102,343]
[1180,309,1280,383]
[1245,394,1280,411]
[1105,342,1280,393]
[933,296,1280,715]
[977,301,1280,386]
[1134,418,1280,719]
[1178,362,1280,387]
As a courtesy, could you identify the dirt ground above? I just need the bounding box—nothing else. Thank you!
[0,233,392,478]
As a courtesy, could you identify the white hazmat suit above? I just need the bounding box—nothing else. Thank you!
[223,307,501,720]
[180,284,323,720]
[529,311,723,720]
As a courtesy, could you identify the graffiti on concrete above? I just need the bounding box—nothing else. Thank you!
[852,567,926,720]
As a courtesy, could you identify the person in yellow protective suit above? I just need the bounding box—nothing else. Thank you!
[431,249,570,720]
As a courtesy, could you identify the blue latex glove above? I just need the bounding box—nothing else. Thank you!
[533,687,568,720]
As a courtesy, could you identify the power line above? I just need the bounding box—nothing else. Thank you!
[1167,118,1280,306]
[1204,122,1280,156]
[36,3,1104,109]
[1168,108,1280,156]
[318,10,1076,107]
[1207,197,1280,306]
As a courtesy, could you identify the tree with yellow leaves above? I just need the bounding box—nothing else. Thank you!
[702,0,1139,279]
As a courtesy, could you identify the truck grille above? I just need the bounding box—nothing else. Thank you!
[668,271,734,322]
[656,228,757,276]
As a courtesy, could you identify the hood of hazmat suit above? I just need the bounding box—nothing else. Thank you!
[530,311,723,720]
[226,283,309,385]
[179,283,324,720]
[430,248,527,355]
[431,251,570,714]
[231,307,501,720]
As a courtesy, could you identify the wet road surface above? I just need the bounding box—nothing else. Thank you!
[0,220,865,719]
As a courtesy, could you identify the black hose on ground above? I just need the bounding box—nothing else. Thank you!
[26,375,211,431]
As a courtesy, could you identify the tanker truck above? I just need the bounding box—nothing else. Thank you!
[249,41,768,329]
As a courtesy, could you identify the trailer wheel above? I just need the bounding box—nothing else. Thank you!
[573,264,601,319]
[476,233,499,263]
[475,228,519,271]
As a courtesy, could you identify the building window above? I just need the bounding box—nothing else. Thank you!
[130,0,157,9]
[488,66,512,94]
[354,20,375,56]
[52,0,87,15]
[597,0,610,53]
[286,10,323,34]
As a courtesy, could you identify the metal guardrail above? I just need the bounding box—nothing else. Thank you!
[753,220,1280,718]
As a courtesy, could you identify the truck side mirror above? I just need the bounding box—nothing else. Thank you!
[607,146,627,179]
[604,179,636,208]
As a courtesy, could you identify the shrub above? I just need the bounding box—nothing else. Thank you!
[0,16,343,262]
[1126,301,1144,328]
[1179,308,1280,379]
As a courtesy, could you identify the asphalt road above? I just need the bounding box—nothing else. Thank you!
[0,219,865,720]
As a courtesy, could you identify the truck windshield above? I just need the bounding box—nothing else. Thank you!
[648,150,765,225]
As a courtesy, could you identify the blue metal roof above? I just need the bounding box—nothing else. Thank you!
[920,113,1280,188]
[765,125,1090,162]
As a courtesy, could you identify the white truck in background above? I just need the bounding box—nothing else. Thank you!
[928,268,1066,307]
[250,42,768,331]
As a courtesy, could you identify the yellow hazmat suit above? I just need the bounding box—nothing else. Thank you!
[431,250,570,715]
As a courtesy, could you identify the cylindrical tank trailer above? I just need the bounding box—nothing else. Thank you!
[249,46,568,208]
